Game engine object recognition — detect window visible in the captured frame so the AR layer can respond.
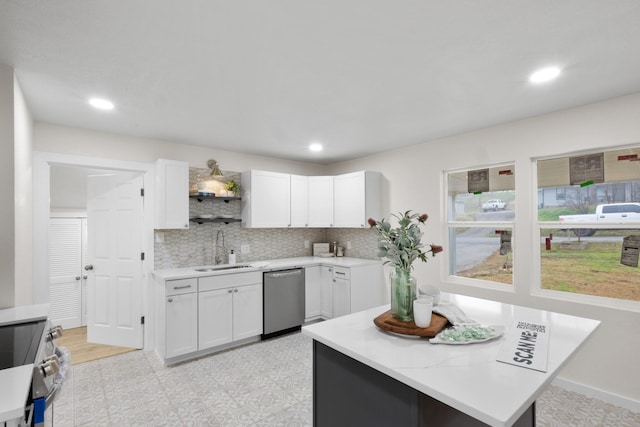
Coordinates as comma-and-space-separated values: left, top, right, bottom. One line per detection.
446, 165, 515, 286
536, 147, 640, 302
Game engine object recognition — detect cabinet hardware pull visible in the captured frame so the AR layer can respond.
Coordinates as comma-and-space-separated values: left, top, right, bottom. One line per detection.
173, 285, 192, 290
168, 298, 173, 303
336, 272, 346, 275
234, 289, 239, 293
228, 289, 233, 293
75, 276, 81, 280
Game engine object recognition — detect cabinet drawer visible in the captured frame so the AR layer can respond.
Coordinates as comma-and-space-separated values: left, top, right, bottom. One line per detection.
333, 267, 350, 280
199, 271, 262, 292
166, 278, 197, 296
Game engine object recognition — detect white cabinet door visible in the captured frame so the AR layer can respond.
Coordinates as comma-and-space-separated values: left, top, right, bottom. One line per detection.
333, 277, 351, 318
199, 288, 233, 350
155, 159, 189, 229
290, 174, 309, 227
305, 266, 322, 320
334, 171, 382, 228
308, 176, 334, 227
242, 170, 291, 227
232, 284, 263, 340
165, 292, 198, 358
320, 266, 334, 319
48, 217, 84, 330
349, 263, 385, 313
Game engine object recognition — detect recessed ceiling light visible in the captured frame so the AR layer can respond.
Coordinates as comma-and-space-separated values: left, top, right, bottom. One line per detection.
529, 67, 562, 84
309, 143, 323, 152
88, 97, 115, 110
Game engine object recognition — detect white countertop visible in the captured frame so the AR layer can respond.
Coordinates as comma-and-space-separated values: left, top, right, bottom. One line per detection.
0, 303, 49, 326
0, 365, 33, 423
153, 256, 381, 280
0, 304, 50, 423
302, 294, 600, 427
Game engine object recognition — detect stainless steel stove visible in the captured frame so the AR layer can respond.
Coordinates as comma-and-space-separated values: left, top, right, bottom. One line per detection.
0, 317, 68, 427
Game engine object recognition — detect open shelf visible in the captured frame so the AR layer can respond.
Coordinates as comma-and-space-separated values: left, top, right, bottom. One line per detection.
190, 217, 242, 225
189, 193, 241, 203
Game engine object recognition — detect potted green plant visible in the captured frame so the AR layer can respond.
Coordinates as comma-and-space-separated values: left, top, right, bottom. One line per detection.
223, 179, 240, 196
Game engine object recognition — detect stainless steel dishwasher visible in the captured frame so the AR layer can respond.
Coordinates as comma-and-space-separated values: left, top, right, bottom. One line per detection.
262, 268, 305, 339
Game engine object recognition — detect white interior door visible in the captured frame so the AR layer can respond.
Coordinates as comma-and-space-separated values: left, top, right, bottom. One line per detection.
48, 218, 83, 329
87, 173, 144, 348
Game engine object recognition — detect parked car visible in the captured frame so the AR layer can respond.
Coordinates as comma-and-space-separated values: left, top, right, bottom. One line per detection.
482, 199, 506, 212
558, 202, 640, 236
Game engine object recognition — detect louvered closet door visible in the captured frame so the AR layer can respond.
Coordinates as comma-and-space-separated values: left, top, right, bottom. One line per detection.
49, 218, 83, 329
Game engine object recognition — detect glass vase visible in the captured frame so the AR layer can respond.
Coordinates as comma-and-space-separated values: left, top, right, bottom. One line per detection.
390, 267, 416, 322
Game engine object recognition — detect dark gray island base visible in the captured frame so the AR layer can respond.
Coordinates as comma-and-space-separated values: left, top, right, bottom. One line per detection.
313, 340, 535, 427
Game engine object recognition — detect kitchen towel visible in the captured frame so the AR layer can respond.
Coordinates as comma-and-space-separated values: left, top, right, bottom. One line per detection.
432, 301, 478, 325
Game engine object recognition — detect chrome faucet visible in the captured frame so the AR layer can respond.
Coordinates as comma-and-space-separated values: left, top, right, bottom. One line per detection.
214, 229, 225, 265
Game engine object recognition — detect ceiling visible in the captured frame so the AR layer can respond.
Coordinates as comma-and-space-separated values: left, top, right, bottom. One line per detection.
2, 1, 640, 164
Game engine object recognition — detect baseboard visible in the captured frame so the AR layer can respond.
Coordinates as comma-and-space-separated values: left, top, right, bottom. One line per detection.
552, 377, 640, 413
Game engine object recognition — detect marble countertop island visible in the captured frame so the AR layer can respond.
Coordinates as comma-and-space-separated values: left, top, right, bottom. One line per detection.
302, 294, 600, 427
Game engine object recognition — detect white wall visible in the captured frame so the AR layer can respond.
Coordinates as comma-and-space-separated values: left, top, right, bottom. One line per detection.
0, 65, 15, 309
34, 123, 327, 176
13, 74, 34, 306
327, 92, 640, 403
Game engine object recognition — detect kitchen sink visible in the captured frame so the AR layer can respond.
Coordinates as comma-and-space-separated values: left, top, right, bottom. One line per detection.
194, 265, 252, 272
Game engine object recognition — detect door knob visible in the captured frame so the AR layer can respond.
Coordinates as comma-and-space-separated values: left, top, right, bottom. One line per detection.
84, 265, 94, 271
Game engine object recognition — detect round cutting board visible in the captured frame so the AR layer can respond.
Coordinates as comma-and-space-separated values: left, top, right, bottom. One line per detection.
373, 310, 449, 338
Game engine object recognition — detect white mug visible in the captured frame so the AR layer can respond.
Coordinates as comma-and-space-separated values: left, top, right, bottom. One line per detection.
413, 296, 433, 328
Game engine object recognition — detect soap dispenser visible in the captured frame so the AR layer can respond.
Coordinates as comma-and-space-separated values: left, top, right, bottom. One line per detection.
228, 249, 236, 265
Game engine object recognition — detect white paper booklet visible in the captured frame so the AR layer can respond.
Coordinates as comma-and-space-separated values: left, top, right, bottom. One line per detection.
496, 321, 550, 372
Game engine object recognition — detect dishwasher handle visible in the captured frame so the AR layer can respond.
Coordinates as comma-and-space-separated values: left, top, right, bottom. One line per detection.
266, 269, 303, 279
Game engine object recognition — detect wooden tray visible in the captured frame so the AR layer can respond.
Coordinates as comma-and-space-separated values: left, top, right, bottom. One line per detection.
373, 310, 449, 338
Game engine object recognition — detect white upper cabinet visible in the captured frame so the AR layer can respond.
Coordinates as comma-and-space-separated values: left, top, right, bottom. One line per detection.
241, 169, 381, 228
290, 175, 309, 227
308, 176, 334, 227
155, 159, 189, 229
242, 170, 291, 227
334, 171, 382, 228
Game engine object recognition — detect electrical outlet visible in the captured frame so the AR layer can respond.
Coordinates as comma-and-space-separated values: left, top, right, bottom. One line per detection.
241, 244, 250, 254
304, 240, 310, 249
347, 241, 352, 249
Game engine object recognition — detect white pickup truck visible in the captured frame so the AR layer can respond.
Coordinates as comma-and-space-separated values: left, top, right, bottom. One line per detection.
558, 203, 640, 236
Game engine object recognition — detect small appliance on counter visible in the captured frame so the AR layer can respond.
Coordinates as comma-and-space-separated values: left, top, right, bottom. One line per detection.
313, 243, 332, 257
336, 246, 345, 257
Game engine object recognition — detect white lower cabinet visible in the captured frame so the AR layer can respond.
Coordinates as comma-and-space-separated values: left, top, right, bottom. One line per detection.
157, 271, 263, 364
199, 283, 262, 350
305, 262, 384, 322
231, 284, 263, 340
165, 292, 198, 358
320, 266, 334, 319
332, 267, 351, 318
304, 266, 322, 320
198, 288, 233, 349
163, 278, 199, 359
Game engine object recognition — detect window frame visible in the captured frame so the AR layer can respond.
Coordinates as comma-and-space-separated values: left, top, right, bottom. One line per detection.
444, 163, 516, 291
532, 146, 640, 312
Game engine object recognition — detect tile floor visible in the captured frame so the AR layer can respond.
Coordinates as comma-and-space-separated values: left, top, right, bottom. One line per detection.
49, 332, 640, 426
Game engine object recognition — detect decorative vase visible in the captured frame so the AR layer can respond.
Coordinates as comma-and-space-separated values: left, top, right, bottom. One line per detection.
390, 267, 416, 322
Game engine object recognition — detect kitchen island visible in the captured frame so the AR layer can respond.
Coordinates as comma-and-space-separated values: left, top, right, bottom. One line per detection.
302, 294, 600, 427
